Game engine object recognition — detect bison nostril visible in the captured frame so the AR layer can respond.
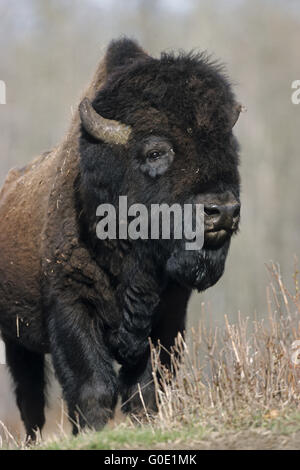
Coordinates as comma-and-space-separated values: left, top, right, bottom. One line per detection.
204, 202, 240, 230
204, 205, 220, 217
232, 204, 240, 219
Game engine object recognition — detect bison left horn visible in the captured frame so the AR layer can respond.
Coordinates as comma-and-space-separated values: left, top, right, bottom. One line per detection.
79, 97, 132, 145
231, 103, 246, 128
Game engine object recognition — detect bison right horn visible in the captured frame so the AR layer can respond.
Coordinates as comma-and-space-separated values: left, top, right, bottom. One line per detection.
231, 103, 246, 128
79, 97, 132, 145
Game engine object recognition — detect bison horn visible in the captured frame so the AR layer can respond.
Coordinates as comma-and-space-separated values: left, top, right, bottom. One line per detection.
79, 97, 132, 145
231, 103, 246, 128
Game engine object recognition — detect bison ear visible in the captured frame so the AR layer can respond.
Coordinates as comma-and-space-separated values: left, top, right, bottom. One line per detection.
105, 38, 149, 74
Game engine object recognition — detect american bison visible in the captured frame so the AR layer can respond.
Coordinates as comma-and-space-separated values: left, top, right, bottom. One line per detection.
0, 38, 241, 440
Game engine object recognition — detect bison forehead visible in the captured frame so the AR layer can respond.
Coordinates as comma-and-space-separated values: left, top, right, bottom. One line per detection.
94, 52, 236, 135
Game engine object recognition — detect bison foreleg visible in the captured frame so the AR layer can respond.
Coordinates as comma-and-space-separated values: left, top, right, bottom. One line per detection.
118, 281, 190, 415
47, 299, 118, 434
119, 356, 156, 415
113, 273, 161, 369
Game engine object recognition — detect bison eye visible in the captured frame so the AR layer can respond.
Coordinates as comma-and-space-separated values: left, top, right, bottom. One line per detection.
140, 137, 175, 178
147, 150, 163, 161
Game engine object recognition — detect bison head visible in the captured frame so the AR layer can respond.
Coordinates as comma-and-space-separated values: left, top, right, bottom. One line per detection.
79, 38, 242, 292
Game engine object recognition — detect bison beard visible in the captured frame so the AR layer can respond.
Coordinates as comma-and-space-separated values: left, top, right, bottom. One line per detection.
166, 241, 231, 293
0, 38, 241, 439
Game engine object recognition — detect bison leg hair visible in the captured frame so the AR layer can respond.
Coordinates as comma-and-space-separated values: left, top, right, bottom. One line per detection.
112, 266, 162, 369
119, 282, 190, 415
47, 299, 118, 434
3, 335, 46, 442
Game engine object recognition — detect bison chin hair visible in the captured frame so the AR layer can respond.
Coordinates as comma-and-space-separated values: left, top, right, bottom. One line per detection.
165, 239, 231, 292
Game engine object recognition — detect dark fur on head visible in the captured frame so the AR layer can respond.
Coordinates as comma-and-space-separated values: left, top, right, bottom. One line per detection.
79, 38, 240, 292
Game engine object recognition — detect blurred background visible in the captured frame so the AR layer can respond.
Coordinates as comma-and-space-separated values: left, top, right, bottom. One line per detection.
0, 0, 299, 439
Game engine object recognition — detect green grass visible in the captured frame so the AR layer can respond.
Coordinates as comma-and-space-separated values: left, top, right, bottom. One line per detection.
38, 423, 207, 450
37, 411, 300, 450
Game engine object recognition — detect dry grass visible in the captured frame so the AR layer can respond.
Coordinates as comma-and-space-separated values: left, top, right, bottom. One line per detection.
148, 261, 300, 435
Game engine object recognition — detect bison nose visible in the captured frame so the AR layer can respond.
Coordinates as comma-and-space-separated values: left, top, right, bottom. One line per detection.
204, 202, 240, 231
